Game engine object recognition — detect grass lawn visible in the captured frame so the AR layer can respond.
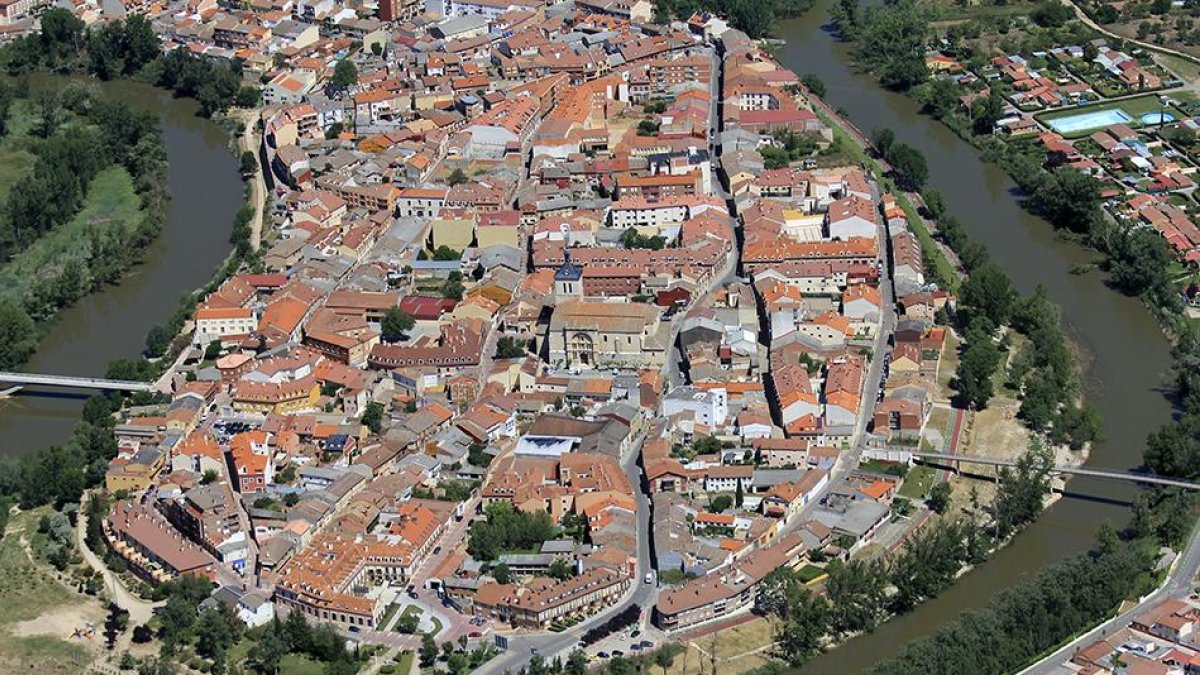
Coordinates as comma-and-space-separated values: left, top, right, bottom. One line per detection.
0, 509, 75, 625
0, 166, 142, 305
1037, 95, 1184, 138
428, 616, 443, 637
379, 602, 401, 630
1158, 53, 1200, 82
394, 650, 416, 675
0, 509, 95, 673
898, 465, 937, 500
666, 618, 775, 675
279, 654, 327, 675
860, 458, 905, 476
0, 634, 91, 674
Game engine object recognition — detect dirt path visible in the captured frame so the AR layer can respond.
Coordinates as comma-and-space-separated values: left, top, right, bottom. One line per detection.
236, 110, 266, 252
1060, 0, 1200, 85
75, 493, 162, 627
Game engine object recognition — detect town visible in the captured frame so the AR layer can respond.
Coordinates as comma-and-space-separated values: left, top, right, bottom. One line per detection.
2, 0, 1195, 672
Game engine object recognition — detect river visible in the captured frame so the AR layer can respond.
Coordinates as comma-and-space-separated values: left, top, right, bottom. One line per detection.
0, 78, 241, 456
775, 4, 1177, 672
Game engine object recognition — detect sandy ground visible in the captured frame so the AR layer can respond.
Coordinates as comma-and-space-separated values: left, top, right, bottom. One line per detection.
667, 618, 775, 675
10, 602, 106, 640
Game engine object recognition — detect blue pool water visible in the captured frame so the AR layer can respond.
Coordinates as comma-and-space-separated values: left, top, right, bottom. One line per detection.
1140, 111, 1176, 125
1046, 108, 1133, 134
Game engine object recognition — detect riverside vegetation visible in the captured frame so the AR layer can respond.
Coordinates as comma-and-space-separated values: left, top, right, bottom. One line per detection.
812, 0, 1200, 672
0, 4, 264, 643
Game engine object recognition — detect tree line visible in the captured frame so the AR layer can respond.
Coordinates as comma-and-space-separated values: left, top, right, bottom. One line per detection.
653, 0, 815, 39
0, 83, 168, 369
467, 501, 557, 561
867, 123, 1101, 450
1, 10, 260, 118
763, 442, 1054, 667
866, 526, 1156, 675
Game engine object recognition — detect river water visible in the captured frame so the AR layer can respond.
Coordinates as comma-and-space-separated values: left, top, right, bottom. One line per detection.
0, 79, 240, 456
775, 4, 1177, 672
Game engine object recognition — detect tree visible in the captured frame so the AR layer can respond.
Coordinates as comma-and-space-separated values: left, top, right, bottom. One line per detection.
361, 401, 385, 434
239, 150, 257, 176
492, 562, 512, 583
204, 339, 222, 360
992, 441, 1053, 539
1030, 168, 1102, 237
927, 481, 951, 514
332, 58, 358, 88
775, 588, 831, 666
0, 301, 36, 369
442, 278, 464, 301
735, 479, 744, 507
201, 469, 219, 484
381, 307, 415, 342
886, 143, 928, 191
420, 634, 439, 667
654, 649, 677, 674
496, 336, 526, 358
853, 0, 929, 90
396, 612, 419, 634
447, 168, 468, 186
971, 90, 1006, 135
548, 558, 574, 581
637, 119, 660, 136
802, 73, 826, 98
248, 627, 285, 674
1109, 227, 1172, 298
144, 323, 173, 357
195, 605, 240, 669
1030, 0, 1073, 26
871, 128, 896, 157
960, 261, 1016, 325
432, 245, 461, 261
825, 559, 887, 636
710, 494, 733, 513
567, 650, 589, 675
954, 330, 1001, 409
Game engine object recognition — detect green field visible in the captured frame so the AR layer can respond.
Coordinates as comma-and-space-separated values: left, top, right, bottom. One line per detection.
279, 654, 328, 675
0, 166, 142, 305
0, 509, 93, 673
898, 465, 937, 500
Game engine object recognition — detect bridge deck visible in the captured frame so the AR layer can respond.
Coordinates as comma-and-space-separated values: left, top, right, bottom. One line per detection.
913, 453, 1200, 491
0, 371, 153, 392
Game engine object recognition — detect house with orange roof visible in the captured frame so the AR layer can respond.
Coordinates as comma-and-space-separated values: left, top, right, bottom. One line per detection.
841, 283, 882, 324
258, 296, 312, 344
230, 430, 273, 494
232, 376, 319, 415
194, 306, 257, 348
170, 432, 225, 476
773, 362, 820, 433
824, 357, 864, 428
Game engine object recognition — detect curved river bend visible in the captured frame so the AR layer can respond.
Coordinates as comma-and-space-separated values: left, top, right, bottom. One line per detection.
0, 79, 241, 456
776, 4, 1175, 672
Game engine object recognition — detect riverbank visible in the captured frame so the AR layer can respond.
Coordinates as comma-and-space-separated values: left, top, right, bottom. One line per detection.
772, 4, 1176, 672
0, 76, 244, 455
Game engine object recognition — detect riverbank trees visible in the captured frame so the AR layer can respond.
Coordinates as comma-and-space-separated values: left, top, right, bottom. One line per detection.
652, 0, 815, 38
0, 10, 260, 118
866, 531, 1156, 675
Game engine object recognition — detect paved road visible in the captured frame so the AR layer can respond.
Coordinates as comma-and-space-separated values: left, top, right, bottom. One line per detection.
479, 433, 655, 674
1019, 516, 1200, 674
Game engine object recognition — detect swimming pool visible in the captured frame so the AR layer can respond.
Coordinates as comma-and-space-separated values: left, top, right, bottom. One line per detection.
1140, 111, 1176, 125
1046, 108, 1133, 134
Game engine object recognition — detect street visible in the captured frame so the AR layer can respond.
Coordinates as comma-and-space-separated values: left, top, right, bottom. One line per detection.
1019, 516, 1200, 675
